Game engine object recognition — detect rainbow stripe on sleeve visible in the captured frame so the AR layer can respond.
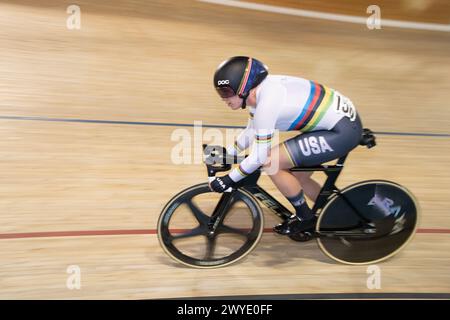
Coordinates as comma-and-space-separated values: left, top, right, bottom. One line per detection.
236, 164, 252, 177
255, 133, 273, 144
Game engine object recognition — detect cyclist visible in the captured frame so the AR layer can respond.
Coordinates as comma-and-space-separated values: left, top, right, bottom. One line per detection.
209, 56, 363, 235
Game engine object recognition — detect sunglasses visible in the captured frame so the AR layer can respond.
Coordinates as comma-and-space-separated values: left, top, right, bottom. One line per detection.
215, 86, 237, 99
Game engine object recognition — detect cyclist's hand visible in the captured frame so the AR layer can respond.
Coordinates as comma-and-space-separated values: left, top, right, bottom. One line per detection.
209, 175, 235, 193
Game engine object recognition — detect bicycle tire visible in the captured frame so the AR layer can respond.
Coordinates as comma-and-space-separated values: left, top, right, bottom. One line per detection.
157, 183, 264, 268
316, 180, 420, 265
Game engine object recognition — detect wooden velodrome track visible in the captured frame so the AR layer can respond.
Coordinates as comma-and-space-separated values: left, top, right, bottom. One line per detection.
0, 0, 449, 299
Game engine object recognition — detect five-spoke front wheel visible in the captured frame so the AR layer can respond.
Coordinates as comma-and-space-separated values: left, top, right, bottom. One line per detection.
157, 183, 264, 268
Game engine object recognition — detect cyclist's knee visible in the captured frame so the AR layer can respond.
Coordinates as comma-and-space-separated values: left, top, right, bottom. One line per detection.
263, 145, 294, 173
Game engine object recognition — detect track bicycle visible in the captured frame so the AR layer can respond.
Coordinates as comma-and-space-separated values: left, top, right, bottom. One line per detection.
157, 129, 419, 268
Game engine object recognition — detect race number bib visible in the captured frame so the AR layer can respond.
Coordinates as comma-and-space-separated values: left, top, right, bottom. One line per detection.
335, 94, 357, 121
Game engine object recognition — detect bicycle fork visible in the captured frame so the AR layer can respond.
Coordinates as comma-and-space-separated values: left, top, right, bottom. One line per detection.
207, 191, 235, 236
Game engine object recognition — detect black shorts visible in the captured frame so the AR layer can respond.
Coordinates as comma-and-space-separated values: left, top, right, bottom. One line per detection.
283, 115, 363, 167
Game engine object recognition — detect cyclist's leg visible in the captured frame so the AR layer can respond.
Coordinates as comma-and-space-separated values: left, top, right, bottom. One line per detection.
263, 146, 321, 206
267, 115, 363, 234
264, 147, 321, 201
263, 144, 303, 198
263, 143, 316, 217
266, 116, 362, 199
291, 171, 321, 202
263, 144, 316, 234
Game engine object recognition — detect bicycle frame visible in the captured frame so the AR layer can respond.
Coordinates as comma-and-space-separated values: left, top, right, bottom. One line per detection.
205, 154, 348, 230
241, 155, 347, 221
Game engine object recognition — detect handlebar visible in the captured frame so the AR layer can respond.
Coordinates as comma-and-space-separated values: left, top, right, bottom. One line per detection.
202, 144, 246, 178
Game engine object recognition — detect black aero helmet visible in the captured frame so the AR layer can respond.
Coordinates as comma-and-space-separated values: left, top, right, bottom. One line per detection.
214, 56, 268, 101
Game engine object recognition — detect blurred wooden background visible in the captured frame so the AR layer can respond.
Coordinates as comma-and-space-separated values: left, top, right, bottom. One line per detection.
0, 0, 449, 299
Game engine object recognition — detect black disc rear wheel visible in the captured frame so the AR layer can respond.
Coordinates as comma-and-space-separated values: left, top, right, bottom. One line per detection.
316, 180, 419, 265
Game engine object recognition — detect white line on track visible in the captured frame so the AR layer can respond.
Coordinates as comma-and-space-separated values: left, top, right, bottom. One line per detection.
198, 0, 450, 32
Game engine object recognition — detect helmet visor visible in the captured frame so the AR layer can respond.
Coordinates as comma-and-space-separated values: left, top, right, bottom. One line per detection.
215, 86, 236, 98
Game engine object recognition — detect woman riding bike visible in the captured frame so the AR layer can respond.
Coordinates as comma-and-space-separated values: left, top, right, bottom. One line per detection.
209, 56, 363, 235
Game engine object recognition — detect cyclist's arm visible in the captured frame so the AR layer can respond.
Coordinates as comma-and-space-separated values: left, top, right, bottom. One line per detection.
226, 116, 254, 156
229, 85, 285, 182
